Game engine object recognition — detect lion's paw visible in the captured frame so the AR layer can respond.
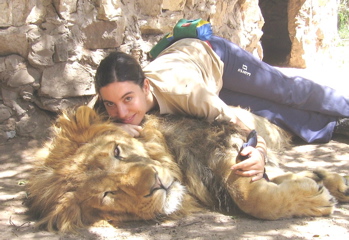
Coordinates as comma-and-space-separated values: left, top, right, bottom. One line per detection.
298, 181, 336, 217
240, 176, 336, 220
312, 169, 349, 203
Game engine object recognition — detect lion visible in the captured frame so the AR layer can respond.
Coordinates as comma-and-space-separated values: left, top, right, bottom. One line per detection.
25, 106, 349, 232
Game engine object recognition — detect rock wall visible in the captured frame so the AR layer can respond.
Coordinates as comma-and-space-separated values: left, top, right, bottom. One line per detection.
287, 0, 338, 68
0, 0, 337, 140
260, 0, 338, 68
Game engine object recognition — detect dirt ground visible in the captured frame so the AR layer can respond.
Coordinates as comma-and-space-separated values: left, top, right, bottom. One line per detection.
1, 50, 349, 239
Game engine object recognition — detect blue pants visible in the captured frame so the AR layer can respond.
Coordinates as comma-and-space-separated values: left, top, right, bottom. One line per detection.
209, 36, 349, 143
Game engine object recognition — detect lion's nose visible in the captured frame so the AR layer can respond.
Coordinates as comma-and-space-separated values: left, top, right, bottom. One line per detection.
144, 173, 166, 197
126, 165, 163, 197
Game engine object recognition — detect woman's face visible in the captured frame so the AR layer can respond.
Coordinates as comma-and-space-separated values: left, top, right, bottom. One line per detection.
99, 80, 150, 125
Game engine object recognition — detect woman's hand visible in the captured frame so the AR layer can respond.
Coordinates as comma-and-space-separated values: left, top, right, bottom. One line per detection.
115, 123, 143, 137
231, 146, 266, 182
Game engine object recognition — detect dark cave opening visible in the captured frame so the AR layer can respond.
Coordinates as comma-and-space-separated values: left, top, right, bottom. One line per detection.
259, 0, 292, 66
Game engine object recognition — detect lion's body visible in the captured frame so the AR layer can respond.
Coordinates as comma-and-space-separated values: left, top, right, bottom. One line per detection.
25, 107, 349, 232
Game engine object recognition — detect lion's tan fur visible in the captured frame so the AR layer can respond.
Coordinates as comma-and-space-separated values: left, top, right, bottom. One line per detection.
25, 106, 349, 232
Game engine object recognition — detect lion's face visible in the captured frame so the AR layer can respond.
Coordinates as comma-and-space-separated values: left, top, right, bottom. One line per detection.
73, 131, 185, 220
26, 107, 185, 232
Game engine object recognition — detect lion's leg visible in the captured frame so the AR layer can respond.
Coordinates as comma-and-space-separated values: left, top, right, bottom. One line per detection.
287, 169, 349, 203
227, 171, 336, 220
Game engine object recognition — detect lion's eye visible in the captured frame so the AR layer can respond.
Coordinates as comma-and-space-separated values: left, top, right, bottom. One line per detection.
103, 191, 117, 198
114, 144, 124, 160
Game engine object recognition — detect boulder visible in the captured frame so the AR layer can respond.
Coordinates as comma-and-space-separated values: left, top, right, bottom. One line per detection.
40, 62, 95, 99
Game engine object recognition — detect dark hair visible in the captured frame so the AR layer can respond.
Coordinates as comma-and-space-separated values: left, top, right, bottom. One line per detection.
94, 51, 145, 93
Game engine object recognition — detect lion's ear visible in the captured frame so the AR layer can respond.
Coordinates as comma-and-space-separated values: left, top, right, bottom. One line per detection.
55, 106, 102, 143
74, 106, 102, 129
59, 106, 101, 130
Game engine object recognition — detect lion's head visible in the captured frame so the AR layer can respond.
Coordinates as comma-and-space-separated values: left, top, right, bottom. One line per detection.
25, 106, 189, 232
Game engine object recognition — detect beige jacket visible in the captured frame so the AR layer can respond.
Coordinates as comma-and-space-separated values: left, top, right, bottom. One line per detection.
144, 38, 233, 122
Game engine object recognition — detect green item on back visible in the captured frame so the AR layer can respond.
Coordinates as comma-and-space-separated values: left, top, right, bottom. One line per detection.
149, 18, 213, 59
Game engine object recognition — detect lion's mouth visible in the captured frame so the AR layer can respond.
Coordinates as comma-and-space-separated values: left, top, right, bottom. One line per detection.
143, 173, 185, 215
162, 180, 185, 215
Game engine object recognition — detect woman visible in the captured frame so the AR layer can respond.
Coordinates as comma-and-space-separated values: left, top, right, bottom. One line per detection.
94, 39, 267, 182
94, 37, 349, 181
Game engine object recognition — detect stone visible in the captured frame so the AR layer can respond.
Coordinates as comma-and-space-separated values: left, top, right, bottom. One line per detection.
136, 0, 162, 16
28, 34, 55, 67
25, 1, 47, 24
40, 62, 95, 99
53, 0, 78, 20
20, 85, 36, 102
0, 117, 16, 141
163, 0, 186, 11
4, 55, 26, 71
97, 0, 122, 20
54, 41, 69, 62
37, 96, 94, 112
1, 87, 19, 109
0, 105, 12, 123
2, 55, 40, 87
15, 108, 52, 138
139, 14, 183, 35
1, 55, 26, 84
0, 26, 33, 58
0, 0, 11, 27
82, 20, 126, 49
0, 56, 4, 69
240, 0, 264, 57
7, 69, 36, 87
16, 115, 38, 138
5, 130, 16, 139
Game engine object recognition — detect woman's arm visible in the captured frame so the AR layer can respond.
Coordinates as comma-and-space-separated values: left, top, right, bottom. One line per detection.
231, 135, 267, 181
227, 112, 267, 181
